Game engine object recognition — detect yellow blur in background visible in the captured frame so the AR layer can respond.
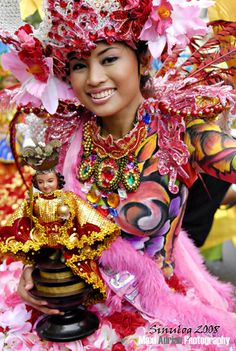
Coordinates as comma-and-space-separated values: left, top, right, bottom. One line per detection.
19, 0, 44, 20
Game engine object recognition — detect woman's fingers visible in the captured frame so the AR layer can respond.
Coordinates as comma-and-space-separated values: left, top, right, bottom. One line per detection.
17, 265, 62, 315
21, 265, 34, 290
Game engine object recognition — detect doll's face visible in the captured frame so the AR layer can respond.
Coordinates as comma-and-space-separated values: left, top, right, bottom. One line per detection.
36, 172, 59, 194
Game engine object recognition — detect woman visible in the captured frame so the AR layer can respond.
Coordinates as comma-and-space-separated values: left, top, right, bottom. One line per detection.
1, 0, 236, 350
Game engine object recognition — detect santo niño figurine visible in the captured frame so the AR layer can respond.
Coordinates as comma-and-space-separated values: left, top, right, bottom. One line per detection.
0, 140, 120, 341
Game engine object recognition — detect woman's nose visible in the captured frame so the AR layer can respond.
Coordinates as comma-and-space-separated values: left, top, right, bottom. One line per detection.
87, 64, 106, 86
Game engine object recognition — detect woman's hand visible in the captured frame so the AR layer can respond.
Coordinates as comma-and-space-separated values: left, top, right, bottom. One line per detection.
17, 265, 61, 315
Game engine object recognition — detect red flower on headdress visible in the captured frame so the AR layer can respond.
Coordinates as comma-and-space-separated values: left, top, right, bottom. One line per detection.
15, 25, 49, 82
107, 311, 146, 338
111, 0, 152, 41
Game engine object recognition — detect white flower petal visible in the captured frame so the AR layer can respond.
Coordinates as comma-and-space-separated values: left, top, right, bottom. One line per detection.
41, 77, 59, 114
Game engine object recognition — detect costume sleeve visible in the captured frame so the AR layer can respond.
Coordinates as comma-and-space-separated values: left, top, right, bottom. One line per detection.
63, 192, 120, 260
185, 118, 236, 183
0, 199, 30, 241
4, 199, 29, 225
0, 199, 34, 263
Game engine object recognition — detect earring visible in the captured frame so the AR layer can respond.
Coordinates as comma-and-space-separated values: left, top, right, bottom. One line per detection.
141, 68, 150, 76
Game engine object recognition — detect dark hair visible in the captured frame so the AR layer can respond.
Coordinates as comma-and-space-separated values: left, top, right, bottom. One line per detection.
135, 41, 151, 90
32, 170, 65, 190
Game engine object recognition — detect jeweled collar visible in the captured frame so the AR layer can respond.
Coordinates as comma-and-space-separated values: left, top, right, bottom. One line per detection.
89, 102, 152, 159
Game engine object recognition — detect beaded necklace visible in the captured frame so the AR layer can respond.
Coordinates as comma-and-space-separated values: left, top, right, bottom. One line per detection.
77, 101, 153, 216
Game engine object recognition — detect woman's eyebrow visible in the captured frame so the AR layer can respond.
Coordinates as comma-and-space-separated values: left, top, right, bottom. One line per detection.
69, 46, 119, 61
96, 46, 118, 57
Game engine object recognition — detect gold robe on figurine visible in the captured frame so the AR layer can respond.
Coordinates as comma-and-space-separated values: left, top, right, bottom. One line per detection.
0, 189, 120, 303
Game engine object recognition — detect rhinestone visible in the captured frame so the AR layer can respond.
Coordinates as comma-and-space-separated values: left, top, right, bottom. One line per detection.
118, 188, 127, 199
87, 189, 101, 203
109, 208, 118, 216
107, 193, 120, 208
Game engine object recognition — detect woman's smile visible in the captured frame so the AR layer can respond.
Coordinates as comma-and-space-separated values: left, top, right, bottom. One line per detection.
89, 88, 116, 104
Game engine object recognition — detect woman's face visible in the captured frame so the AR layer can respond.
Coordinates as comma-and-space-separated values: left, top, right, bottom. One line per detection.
69, 42, 143, 120
36, 172, 58, 194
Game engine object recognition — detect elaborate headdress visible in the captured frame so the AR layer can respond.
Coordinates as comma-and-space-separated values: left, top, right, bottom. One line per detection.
0, 0, 214, 113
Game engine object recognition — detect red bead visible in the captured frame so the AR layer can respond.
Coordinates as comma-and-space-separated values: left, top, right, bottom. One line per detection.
89, 32, 98, 41
214, 104, 222, 113
33, 108, 40, 115
203, 108, 210, 115
67, 104, 77, 112
48, 32, 54, 39
172, 108, 177, 115
128, 154, 134, 161
104, 26, 115, 37
192, 110, 198, 117
158, 101, 168, 113
24, 107, 30, 114
180, 110, 187, 117
97, 208, 109, 217
60, 1, 67, 8
100, 10, 108, 17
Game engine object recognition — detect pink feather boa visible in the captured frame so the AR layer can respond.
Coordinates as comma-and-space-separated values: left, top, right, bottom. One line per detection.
99, 233, 236, 343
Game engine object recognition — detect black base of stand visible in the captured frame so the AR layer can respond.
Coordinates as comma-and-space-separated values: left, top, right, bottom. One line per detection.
30, 250, 100, 342
36, 308, 99, 342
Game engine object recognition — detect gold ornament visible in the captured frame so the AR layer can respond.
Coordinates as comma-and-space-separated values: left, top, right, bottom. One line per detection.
57, 204, 70, 221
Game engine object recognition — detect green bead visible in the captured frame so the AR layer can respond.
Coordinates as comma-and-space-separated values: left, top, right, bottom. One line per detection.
127, 173, 135, 186
82, 165, 89, 176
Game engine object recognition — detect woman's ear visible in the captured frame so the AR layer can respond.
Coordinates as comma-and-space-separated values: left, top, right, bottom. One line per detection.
140, 51, 152, 76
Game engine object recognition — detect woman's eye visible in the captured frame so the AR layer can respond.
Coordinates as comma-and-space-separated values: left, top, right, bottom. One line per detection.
70, 62, 86, 71
103, 56, 118, 64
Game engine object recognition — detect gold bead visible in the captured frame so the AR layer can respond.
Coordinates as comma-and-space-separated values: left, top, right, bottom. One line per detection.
57, 204, 70, 220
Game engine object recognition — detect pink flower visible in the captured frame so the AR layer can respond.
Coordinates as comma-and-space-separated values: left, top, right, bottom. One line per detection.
0, 304, 32, 332
150, 0, 173, 36
2, 50, 75, 114
3, 334, 31, 351
63, 340, 84, 350
140, 0, 213, 58
83, 321, 119, 350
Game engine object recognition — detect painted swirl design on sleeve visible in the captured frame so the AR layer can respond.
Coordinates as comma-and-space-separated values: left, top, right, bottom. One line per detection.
186, 119, 236, 183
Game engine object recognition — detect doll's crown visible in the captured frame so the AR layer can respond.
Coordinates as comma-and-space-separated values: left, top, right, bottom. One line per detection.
21, 140, 61, 171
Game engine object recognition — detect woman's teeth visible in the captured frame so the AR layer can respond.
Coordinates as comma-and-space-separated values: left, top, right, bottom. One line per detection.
91, 89, 114, 99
